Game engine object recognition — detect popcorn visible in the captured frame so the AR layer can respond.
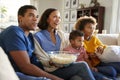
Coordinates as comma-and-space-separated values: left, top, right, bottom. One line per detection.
49, 53, 77, 64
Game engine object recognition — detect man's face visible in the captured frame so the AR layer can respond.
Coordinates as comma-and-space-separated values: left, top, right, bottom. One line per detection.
19, 9, 38, 31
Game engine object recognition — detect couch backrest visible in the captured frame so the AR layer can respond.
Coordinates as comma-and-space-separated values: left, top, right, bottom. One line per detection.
97, 34, 119, 45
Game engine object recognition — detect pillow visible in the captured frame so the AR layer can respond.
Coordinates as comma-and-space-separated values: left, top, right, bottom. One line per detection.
96, 46, 120, 63
0, 47, 19, 80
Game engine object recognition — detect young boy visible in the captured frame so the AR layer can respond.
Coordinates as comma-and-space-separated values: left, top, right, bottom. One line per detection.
63, 30, 112, 80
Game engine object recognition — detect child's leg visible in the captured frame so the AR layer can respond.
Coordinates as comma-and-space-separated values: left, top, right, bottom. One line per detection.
96, 66, 117, 80
92, 70, 106, 80
104, 62, 120, 73
92, 70, 113, 80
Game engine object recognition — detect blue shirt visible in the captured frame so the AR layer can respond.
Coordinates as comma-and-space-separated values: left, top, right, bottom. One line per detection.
34, 30, 61, 52
0, 26, 42, 71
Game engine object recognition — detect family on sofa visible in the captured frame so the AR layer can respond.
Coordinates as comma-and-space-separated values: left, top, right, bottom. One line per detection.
0, 5, 120, 80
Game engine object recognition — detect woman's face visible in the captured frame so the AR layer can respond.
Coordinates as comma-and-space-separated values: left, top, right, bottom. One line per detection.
47, 10, 61, 29
83, 23, 96, 37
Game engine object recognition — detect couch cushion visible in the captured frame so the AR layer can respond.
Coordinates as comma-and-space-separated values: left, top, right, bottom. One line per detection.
0, 47, 19, 80
96, 34, 118, 45
117, 33, 120, 46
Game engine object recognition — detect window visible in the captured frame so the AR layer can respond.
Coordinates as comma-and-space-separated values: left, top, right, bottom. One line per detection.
0, 0, 30, 28
110, 0, 120, 33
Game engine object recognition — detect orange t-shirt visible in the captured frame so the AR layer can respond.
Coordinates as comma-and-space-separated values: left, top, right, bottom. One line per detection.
84, 35, 106, 66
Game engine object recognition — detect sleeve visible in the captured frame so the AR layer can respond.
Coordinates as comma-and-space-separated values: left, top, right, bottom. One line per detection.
4, 29, 27, 52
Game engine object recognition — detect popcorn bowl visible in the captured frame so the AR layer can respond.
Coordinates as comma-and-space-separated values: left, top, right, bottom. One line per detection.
48, 51, 78, 65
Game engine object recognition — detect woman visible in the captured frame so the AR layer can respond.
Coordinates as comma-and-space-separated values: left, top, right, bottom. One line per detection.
34, 8, 95, 80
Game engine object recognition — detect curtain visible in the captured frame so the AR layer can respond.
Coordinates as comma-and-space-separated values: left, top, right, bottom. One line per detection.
110, 0, 120, 33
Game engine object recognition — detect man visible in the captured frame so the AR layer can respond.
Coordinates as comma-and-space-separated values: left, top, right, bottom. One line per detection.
0, 5, 62, 80
0, 5, 95, 80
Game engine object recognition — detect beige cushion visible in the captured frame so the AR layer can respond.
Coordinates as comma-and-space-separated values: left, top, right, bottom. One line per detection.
97, 34, 118, 45
117, 33, 120, 46
0, 47, 19, 80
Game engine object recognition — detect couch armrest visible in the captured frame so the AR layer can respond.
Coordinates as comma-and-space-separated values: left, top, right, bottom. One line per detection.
0, 47, 19, 80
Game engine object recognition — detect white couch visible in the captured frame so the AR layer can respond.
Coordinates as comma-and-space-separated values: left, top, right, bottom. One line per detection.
97, 34, 119, 46
97, 34, 120, 80
0, 47, 19, 80
0, 34, 120, 80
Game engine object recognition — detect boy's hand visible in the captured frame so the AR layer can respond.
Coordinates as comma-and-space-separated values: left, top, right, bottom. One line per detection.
96, 46, 104, 54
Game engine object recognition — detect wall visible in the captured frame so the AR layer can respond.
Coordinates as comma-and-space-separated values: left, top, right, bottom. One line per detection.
31, 0, 64, 20
78, 0, 113, 33
32, 0, 113, 33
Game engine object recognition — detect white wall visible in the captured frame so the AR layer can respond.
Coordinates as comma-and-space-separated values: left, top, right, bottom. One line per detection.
79, 0, 113, 33
33, 0, 113, 33
31, 0, 64, 19
31, 0, 64, 27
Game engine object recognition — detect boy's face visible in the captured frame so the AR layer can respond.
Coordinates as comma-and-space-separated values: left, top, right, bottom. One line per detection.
71, 36, 84, 48
83, 23, 96, 37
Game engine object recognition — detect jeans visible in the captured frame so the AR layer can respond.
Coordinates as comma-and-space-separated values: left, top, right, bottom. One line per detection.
92, 70, 106, 80
96, 62, 117, 80
101, 62, 120, 73
50, 61, 95, 80
16, 72, 51, 80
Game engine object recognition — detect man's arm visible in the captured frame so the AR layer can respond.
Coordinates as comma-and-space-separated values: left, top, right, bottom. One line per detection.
10, 51, 63, 80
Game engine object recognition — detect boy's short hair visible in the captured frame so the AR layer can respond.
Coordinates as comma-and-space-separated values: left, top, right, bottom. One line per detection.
75, 16, 97, 30
69, 30, 84, 40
